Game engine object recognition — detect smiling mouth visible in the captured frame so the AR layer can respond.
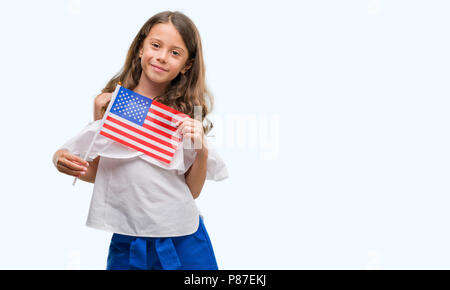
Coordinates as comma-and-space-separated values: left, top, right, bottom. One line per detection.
151, 64, 167, 72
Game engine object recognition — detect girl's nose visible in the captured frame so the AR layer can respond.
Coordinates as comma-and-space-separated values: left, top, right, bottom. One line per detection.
157, 50, 168, 63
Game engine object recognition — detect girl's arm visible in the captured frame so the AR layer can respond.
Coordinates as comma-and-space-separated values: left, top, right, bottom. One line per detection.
94, 92, 112, 121
52, 92, 111, 183
69, 92, 112, 183
177, 117, 209, 199
184, 145, 208, 199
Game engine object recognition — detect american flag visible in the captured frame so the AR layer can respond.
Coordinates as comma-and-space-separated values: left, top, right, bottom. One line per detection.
99, 86, 190, 164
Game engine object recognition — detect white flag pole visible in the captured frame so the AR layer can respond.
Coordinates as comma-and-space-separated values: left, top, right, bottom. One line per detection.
72, 83, 122, 186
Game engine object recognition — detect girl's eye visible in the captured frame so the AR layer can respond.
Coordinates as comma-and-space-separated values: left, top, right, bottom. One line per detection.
151, 43, 160, 48
172, 51, 180, 56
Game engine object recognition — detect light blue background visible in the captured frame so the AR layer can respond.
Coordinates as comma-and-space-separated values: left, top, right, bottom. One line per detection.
0, 0, 449, 269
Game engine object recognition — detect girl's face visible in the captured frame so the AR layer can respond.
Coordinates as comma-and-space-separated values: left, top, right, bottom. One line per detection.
139, 22, 192, 87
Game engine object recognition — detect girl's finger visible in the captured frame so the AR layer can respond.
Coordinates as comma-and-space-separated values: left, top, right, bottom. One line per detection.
176, 121, 187, 134
61, 159, 88, 171
185, 119, 196, 128
184, 132, 201, 141
183, 133, 193, 141
178, 125, 188, 135
57, 163, 85, 177
182, 126, 194, 134
175, 117, 192, 128
66, 153, 89, 167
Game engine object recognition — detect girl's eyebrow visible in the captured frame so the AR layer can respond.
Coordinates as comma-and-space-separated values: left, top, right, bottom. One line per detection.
149, 37, 185, 52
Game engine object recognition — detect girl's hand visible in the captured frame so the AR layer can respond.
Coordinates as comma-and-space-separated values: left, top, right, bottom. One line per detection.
175, 117, 208, 155
94, 92, 112, 121
53, 149, 89, 177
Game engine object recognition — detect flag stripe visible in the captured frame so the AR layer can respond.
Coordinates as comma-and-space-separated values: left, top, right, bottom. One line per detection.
102, 123, 175, 157
148, 111, 176, 127
149, 107, 176, 123
143, 119, 181, 139
104, 120, 176, 154
142, 121, 181, 142
100, 131, 170, 164
105, 115, 177, 150
110, 114, 180, 146
150, 105, 181, 121
145, 116, 176, 132
151, 101, 190, 118
100, 126, 173, 161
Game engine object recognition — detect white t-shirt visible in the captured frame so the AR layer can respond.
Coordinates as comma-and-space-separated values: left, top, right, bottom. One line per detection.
59, 120, 229, 237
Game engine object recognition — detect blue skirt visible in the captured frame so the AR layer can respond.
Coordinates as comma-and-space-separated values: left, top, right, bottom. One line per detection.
106, 216, 219, 270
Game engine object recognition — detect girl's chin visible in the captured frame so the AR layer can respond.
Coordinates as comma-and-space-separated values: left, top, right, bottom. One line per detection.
142, 72, 170, 85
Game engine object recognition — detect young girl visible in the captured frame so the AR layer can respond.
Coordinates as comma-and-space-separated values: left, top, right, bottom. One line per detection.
52, 11, 228, 270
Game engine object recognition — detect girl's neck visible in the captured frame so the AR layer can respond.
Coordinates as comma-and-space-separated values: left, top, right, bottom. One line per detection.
134, 74, 169, 99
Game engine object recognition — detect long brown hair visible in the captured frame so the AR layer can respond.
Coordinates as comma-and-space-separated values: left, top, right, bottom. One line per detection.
102, 11, 214, 134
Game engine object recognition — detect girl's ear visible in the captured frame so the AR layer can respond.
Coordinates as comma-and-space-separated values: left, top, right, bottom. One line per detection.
181, 59, 194, 74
